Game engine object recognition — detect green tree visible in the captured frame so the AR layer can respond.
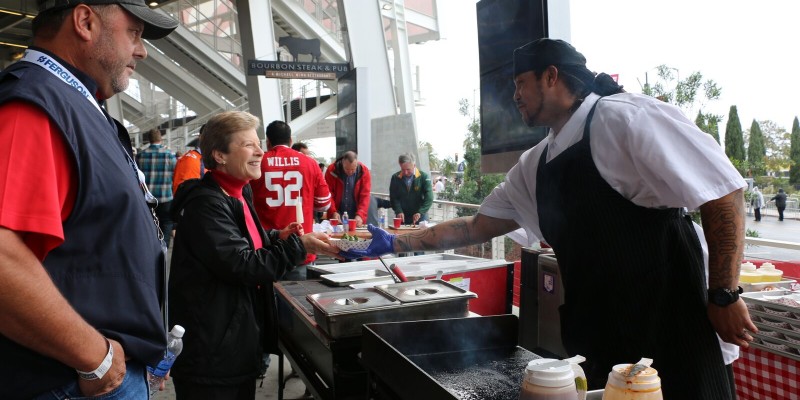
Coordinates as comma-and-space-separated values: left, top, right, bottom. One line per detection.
695, 111, 721, 143
746, 119, 766, 176
640, 65, 722, 143
454, 99, 504, 215
419, 141, 439, 172
640, 65, 721, 117
695, 111, 706, 132
758, 120, 791, 173
706, 115, 721, 144
725, 105, 746, 162
790, 117, 800, 185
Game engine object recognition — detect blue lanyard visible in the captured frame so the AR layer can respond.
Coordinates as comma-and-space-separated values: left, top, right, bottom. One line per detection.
22, 49, 158, 207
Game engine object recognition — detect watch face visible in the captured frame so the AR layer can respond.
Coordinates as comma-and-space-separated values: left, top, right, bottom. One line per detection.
709, 288, 738, 306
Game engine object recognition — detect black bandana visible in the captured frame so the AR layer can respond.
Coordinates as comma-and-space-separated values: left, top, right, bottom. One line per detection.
513, 38, 587, 77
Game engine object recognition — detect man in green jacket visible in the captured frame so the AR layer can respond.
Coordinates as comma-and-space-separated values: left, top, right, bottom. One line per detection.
389, 153, 433, 225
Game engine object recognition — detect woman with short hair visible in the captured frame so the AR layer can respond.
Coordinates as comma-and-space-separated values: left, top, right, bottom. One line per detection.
167, 111, 337, 399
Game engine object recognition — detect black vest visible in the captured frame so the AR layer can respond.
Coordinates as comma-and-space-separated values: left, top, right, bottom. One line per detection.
0, 52, 166, 398
536, 101, 732, 398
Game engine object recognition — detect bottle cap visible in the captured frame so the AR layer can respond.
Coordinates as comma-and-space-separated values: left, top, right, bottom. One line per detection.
524, 358, 575, 388
608, 363, 661, 391
171, 325, 185, 338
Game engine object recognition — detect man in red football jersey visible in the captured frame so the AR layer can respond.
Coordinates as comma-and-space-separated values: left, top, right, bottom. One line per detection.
251, 120, 332, 279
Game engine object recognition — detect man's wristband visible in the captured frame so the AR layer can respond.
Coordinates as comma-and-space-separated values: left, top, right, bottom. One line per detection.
76, 338, 113, 380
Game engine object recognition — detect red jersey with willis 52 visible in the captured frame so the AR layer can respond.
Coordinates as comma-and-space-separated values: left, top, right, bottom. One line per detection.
250, 146, 332, 264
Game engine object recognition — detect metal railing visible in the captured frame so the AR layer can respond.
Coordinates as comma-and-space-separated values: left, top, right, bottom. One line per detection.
370, 193, 800, 264
161, 0, 243, 69
286, 0, 343, 43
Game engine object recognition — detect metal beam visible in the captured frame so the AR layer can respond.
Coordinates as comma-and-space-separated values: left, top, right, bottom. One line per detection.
153, 18, 247, 101
271, 0, 347, 63
137, 41, 228, 116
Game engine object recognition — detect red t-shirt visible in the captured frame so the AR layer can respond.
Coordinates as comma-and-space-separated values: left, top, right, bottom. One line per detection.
250, 145, 331, 264
0, 101, 76, 260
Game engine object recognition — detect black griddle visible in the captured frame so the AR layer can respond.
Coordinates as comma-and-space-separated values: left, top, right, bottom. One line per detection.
361, 315, 542, 400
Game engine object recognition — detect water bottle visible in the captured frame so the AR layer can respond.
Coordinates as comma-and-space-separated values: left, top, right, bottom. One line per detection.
342, 212, 349, 230
379, 209, 386, 228
147, 325, 185, 396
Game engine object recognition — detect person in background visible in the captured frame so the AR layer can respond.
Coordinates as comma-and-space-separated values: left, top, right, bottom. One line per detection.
137, 128, 177, 248
168, 111, 338, 400
751, 186, 764, 221
250, 120, 332, 280
0, 1, 178, 398
433, 176, 445, 199
770, 188, 788, 221
291, 141, 312, 157
340, 38, 754, 398
389, 153, 433, 225
325, 151, 372, 227
173, 126, 205, 194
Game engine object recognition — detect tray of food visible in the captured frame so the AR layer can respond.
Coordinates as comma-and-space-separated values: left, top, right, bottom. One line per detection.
751, 323, 800, 344
741, 279, 797, 293
742, 290, 800, 314
388, 225, 421, 230
749, 309, 800, 329
329, 235, 372, 251
750, 336, 800, 362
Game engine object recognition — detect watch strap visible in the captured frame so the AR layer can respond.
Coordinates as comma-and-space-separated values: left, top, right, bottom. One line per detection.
708, 286, 743, 306
76, 338, 113, 380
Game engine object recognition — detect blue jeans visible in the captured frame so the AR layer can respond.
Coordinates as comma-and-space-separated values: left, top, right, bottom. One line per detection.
34, 361, 149, 400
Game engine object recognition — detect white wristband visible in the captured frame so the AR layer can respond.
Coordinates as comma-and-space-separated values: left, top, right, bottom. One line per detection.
76, 338, 113, 380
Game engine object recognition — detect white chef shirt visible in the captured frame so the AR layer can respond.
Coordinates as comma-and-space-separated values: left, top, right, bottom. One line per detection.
479, 92, 746, 245
479, 92, 745, 364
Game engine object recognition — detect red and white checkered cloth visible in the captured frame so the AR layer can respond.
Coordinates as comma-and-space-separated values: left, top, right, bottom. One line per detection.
734, 345, 800, 399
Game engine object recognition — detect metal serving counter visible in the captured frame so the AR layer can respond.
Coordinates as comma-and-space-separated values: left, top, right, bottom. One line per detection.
309, 254, 514, 316
274, 254, 514, 399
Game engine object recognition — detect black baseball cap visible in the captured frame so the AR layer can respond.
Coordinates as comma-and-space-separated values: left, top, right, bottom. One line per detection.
513, 38, 586, 77
37, 0, 179, 39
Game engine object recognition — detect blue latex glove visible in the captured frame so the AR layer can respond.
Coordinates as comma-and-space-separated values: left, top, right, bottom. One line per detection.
339, 224, 396, 259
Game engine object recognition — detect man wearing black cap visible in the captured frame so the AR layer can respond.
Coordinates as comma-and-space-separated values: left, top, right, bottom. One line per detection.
0, 1, 177, 398
341, 38, 753, 398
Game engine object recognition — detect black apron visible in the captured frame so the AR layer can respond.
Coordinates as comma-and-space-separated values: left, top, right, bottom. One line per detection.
535, 101, 734, 398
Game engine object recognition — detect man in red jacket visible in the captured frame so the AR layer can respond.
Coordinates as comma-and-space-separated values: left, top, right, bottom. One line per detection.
324, 151, 372, 227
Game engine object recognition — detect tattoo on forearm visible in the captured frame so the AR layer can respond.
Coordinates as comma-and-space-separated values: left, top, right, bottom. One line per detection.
703, 193, 744, 288
395, 217, 474, 252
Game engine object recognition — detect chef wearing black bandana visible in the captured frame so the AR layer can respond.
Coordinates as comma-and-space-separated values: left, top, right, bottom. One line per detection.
341, 38, 756, 399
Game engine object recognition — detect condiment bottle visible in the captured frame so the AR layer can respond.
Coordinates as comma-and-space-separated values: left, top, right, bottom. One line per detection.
520, 356, 586, 400
739, 262, 762, 283
757, 262, 783, 282
602, 363, 662, 400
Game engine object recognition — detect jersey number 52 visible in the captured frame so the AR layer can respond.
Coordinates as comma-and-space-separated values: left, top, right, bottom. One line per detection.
263, 171, 303, 207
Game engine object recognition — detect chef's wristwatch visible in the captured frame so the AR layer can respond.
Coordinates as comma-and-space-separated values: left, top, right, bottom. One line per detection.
708, 286, 743, 307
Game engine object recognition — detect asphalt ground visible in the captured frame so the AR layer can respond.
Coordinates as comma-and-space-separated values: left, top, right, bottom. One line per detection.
744, 208, 800, 262
153, 354, 308, 400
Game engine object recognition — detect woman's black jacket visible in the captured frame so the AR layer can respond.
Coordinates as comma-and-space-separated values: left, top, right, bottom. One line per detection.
167, 174, 306, 385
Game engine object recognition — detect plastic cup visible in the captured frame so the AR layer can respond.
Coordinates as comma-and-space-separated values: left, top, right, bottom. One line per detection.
393, 217, 402, 229
329, 219, 339, 226
348, 219, 357, 232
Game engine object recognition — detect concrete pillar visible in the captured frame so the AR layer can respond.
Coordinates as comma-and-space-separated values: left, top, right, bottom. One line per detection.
238, 0, 285, 137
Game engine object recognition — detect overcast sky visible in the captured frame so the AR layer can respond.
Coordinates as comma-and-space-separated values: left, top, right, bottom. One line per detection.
409, 0, 800, 162
312, 0, 800, 162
